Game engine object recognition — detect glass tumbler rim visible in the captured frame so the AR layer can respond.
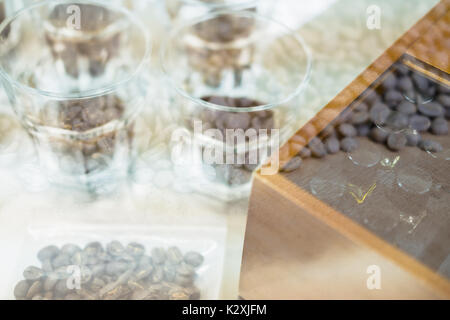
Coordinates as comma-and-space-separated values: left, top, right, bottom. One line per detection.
0, 0, 152, 100
160, 9, 312, 113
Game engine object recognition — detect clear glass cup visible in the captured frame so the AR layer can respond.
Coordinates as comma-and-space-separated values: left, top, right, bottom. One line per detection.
161, 10, 311, 200
165, 0, 273, 23
0, 0, 151, 193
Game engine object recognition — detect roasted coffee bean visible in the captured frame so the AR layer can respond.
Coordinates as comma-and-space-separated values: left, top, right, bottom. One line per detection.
14, 280, 30, 299
340, 137, 359, 153
397, 76, 414, 92
298, 147, 312, 159
412, 73, 429, 93
431, 118, 449, 135
356, 124, 371, 137
126, 243, 145, 257
426, 84, 437, 98
107, 240, 125, 257
384, 90, 403, 107
355, 102, 369, 113
436, 94, 450, 108
370, 102, 391, 125
23, 266, 44, 281
61, 244, 81, 256
169, 288, 190, 300
52, 254, 71, 268
308, 137, 327, 158
418, 102, 444, 118
26, 281, 43, 299
387, 132, 407, 151
395, 63, 410, 76
405, 131, 422, 147
370, 127, 389, 143
16, 243, 204, 300
365, 89, 381, 106
409, 115, 431, 132
385, 112, 409, 131
135, 265, 153, 281
397, 101, 416, 115
177, 263, 195, 278
84, 242, 104, 256
350, 111, 370, 125
175, 274, 194, 287
382, 73, 397, 90
184, 252, 204, 268
419, 140, 443, 153
325, 137, 340, 154
337, 123, 357, 137
37, 245, 60, 262
281, 156, 302, 173
167, 247, 183, 265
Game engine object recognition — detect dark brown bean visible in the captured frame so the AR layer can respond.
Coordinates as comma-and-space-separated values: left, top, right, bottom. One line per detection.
340, 137, 359, 152
281, 156, 302, 173
419, 140, 443, 153
325, 137, 340, 154
308, 138, 327, 158
397, 101, 416, 115
409, 115, 431, 132
387, 133, 407, 151
370, 127, 389, 143
337, 123, 357, 137
418, 102, 444, 118
370, 102, 391, 125
431, 118, 449, 135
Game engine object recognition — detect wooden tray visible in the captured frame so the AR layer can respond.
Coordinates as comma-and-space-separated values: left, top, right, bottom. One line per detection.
240, 0, 450, 299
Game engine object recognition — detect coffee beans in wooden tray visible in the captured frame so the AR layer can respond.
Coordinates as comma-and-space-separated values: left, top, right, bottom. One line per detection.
281, 61, 450, 173
14, 242, 204, 300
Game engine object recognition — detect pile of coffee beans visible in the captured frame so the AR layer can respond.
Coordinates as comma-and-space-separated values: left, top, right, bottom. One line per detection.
281, 64, 449, 173
14, 242, 203, 300
194, 13, 255, 43
198, 96, 274, 136
45, 4, 121, 77
38, 95, 133, 175
186, 12, 256, 87
193, 96, 274, 186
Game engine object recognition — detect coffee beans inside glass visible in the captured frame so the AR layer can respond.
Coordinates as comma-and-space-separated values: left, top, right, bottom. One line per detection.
0, 1, 151, 192
162, 10, 311, 198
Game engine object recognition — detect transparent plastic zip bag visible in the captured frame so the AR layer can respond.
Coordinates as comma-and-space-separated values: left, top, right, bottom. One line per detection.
9, 223, 226, 300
